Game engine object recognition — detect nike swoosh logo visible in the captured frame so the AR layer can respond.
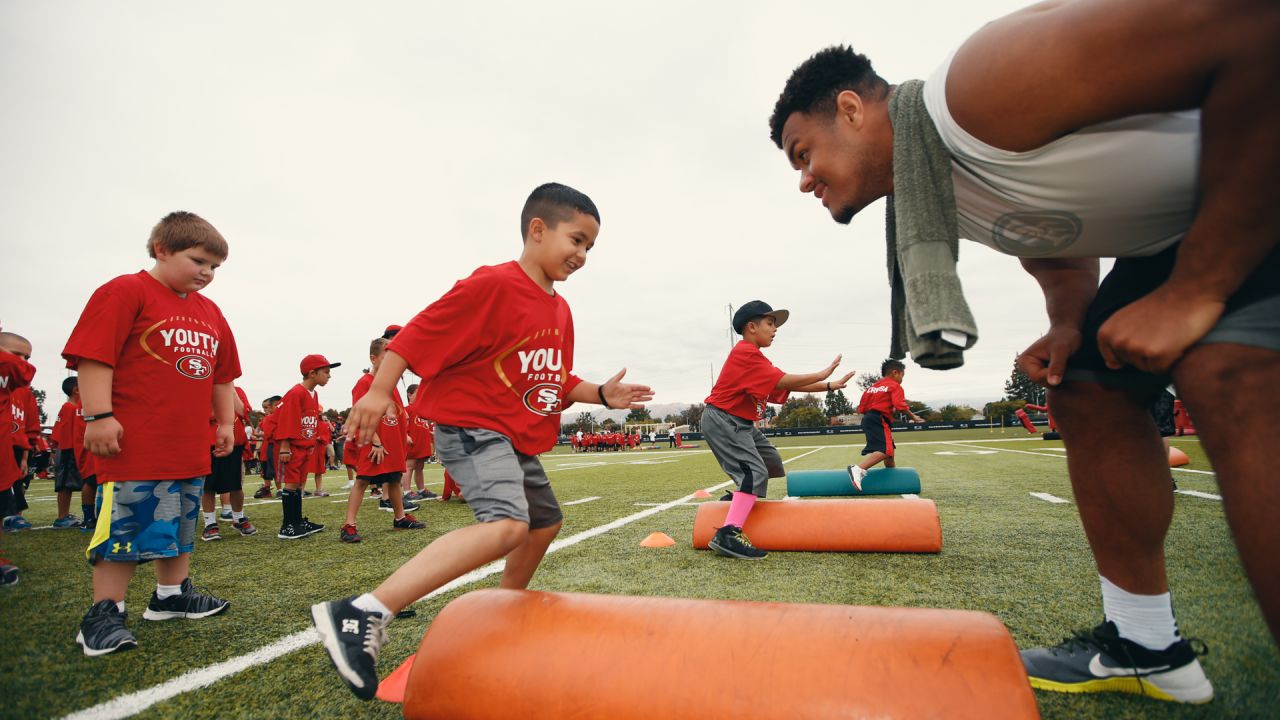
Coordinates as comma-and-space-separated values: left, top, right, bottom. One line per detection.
1087, 654, 1171, 677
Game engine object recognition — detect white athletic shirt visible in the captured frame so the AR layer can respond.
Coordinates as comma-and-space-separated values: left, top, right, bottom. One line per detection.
923, 52, 1201, 259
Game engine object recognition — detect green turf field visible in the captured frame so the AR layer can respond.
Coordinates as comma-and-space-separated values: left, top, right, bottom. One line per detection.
1, 429, 1276, 719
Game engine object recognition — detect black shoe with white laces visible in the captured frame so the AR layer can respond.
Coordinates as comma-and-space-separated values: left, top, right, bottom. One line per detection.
1021, 620, 1213, 703
143, 578, 230, 620
278, 523, 308, 540
708, 525, 767, 559
300, 517, 326, 536
77, 600, 138, 656
311, 596, 390, 700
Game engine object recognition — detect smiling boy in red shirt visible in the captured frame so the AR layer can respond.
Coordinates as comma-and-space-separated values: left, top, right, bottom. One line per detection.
63, 211, 240, 656
312, 182, 654, 700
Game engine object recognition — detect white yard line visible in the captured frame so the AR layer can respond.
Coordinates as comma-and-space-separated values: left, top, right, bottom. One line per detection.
562, 496, 601, 506
1175, 489, 1223, 500
57, 447, 825, 720
1029, 492, 1071, 504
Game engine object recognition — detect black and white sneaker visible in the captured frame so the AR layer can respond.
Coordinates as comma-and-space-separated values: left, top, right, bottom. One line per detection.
378, 499, 419, 513
300, 517, 326, 536
0, 564, 18, 588
143, 578, 230, 620
311, 597, 390, 701
708, 525, 767, 559
278, 523, 308, 540
77, 600, 138, 656
1021, 621, 1213, 703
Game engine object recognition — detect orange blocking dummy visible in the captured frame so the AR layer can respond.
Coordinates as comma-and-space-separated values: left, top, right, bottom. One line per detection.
403, 589, 1039, 720
692, 498, 942, 553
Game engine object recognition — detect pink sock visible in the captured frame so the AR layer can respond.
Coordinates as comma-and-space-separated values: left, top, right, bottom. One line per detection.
723, 491, 757, 528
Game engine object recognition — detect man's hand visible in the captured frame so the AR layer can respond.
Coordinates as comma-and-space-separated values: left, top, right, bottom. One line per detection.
213, 425, 234, 457
1017, 325, 1084, 387
85, 417, 124, 457
1097, 284, 1224, 374
600, 369, 654, 410
346, 388, 392, 445
820, 355, 843, 379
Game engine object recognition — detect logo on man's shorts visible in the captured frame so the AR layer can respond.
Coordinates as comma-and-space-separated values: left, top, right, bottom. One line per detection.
523, 383, 563, 417
992, 211, 1082, 256
176, 355, 213, 380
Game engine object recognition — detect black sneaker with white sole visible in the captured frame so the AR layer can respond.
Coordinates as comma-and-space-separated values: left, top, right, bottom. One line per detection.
0, 564, 18, 588
310, 596, 390, 701
300, 517, 326, 536
143, 578, 230, 621
708, 525, 767, 559
1021, 620, 1213, 703
278, 523, 308, 540
77, 599, 138, 656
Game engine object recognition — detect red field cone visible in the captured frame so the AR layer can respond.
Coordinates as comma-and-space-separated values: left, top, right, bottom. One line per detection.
692, 489, 712, 499
1169, 447, 1190, 467
376, 653, 417, 703
640, 532, 676, 548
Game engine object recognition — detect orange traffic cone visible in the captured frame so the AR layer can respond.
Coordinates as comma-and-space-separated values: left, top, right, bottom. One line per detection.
640, 532, 676, 548
692, 489, 712, 499
376, 653, 417, 703
1169, 447, 1189, 467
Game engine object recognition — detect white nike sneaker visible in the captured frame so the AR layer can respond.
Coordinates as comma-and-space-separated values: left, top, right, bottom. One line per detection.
847, 465, 867, 492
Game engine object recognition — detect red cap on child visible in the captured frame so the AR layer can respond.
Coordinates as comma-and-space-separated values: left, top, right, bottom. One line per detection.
300, 354, 341, 376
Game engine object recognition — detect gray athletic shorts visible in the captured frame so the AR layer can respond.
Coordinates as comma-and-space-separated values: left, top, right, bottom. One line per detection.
1066, 241, 1280, 391
433, 424, 562, 529
701, 405, 784, 497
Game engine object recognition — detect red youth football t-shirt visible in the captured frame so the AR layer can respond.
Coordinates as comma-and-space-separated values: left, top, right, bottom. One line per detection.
9, 385, 39, 450
389, 261, 584, 456
0, 352, 35, 491
351, 373, 407, 476
52, 401, 77, 449
62, 271, 241, 482
858, 377, 908, 415
274, 383, 320, 448
705, 340, 789, 422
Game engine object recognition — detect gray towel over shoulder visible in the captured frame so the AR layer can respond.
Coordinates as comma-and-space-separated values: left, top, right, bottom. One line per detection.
885, 79, 978, 370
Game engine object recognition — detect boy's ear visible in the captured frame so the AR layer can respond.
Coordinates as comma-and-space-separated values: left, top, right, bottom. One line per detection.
526, 217, 545, 244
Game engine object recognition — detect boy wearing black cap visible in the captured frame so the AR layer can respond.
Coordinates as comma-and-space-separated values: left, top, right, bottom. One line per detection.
275, 354, 339, 539
702, 301, 852, 559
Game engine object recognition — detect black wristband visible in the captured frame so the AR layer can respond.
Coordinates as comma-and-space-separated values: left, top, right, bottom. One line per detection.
597, 385, 612, 409
826, 382, 831, 391
83, 411, 114, 423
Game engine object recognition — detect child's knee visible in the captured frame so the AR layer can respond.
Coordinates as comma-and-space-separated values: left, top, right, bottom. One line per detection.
487, 518, 531, 551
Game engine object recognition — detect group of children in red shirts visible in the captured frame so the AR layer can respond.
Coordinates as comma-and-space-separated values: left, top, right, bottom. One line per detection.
3, 185, 922, 707
569, 431, 644, 452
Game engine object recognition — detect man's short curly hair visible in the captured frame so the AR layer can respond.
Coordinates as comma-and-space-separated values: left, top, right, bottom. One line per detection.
769, 46, 889, 148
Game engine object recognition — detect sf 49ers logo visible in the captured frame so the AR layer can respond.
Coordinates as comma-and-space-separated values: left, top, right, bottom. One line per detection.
522, 383, 563, 417
175, 355, 212, 380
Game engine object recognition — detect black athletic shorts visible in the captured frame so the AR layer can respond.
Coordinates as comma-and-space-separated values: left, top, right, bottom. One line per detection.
1066, 241, 1280, 392
54, 449, 86, 491
261, 443, 275, 481
860, 410, 896, 457
205, 446, 244, 494
1149, 390, 1176, 437
357, 471, 402, 486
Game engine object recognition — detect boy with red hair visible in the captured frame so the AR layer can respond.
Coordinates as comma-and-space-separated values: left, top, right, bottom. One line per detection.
63, 211, 240, 655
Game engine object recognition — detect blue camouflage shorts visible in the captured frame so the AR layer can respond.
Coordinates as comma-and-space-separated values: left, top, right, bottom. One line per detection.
86, 479, 203, 565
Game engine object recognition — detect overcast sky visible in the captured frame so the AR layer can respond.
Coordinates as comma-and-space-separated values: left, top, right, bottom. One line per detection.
2, 0, 1072, 419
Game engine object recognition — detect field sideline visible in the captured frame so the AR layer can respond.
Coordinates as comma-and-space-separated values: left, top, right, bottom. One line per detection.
1, 429, 1276, 719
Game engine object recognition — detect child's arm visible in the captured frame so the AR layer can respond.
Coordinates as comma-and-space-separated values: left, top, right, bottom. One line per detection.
347, 351, 410, 445
79, 359, 124, 456
775, 355, 843, 391
790, 370, 855, 394
565, 368, 654, 410
212, 382, 235, 457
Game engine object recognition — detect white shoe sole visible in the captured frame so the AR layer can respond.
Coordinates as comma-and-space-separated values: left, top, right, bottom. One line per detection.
143, 601, 229, 621
76, 629, 138, 656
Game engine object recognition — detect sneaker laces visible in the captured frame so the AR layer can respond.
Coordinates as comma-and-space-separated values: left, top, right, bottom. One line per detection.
731, 527, 758, 549
363, 613, 390, 660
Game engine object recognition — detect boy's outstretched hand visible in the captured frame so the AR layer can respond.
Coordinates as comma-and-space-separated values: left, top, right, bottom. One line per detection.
827, 371, 855, 389
599, 368, 654, 410
346, 388, 392, 445
821, 354, 843, 378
